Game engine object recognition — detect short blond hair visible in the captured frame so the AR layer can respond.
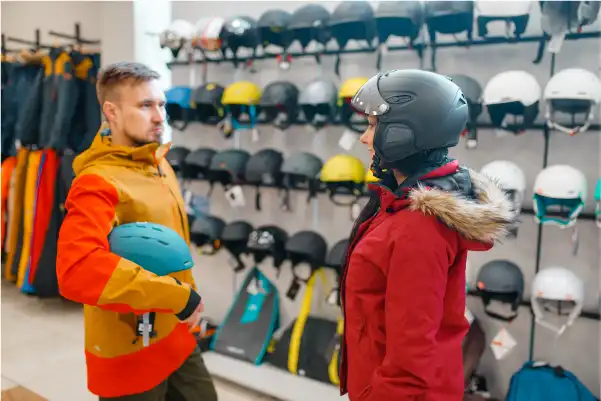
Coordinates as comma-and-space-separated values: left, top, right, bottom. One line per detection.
96, 62, 160, 105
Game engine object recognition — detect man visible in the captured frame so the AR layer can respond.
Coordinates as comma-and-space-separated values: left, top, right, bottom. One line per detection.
56, 62, 218, 401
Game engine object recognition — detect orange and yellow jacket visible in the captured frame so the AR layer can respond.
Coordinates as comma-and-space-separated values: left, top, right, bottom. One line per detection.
56, 128, 200, 398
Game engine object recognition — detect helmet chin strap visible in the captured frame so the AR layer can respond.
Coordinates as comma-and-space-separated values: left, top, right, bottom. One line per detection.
370, 155, 386, 178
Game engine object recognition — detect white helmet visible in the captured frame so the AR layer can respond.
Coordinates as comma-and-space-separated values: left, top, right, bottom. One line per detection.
193, 17, 225, 52
160, 20, 195, 57
476, 1, 533, 38
483, 70, 541, 133
531, 266, 584, 337
532, 165, 587, 228
541, 1, 600, 36
544, 68, 601, 136
480, 160, 526, 235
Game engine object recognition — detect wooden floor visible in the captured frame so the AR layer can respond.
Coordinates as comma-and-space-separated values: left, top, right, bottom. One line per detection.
1, 386, 48, 401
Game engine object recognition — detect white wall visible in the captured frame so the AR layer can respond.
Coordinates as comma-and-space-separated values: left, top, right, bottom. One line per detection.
168, 1, 601, 399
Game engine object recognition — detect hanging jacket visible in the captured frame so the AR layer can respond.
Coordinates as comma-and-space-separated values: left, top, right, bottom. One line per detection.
39, 48, 78, 150
1, 156, 18, 249
56, 127, 200, 398
339, 161, 513, 401
69, 52, 101, 152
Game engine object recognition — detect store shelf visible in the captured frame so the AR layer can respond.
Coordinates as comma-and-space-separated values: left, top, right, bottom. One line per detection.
203, 352, 348, 401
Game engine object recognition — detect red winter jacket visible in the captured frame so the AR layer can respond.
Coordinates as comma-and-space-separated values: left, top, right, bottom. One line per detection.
339, 161, 513, 401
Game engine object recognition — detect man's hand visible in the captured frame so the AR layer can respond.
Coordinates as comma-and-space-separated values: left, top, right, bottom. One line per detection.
183, 302, 204, 331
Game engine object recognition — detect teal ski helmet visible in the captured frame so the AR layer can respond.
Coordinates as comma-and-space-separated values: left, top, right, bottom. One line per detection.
595, 178, 601, 228
108, 222, 194, 276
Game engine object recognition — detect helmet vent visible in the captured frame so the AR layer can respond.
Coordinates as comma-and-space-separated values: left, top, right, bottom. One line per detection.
456, 97, 467, 108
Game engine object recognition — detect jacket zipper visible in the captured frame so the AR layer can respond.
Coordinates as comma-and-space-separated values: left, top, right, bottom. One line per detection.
155, 165, 186, 236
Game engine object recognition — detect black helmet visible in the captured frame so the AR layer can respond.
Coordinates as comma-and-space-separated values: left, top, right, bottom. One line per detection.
192, 83, 225, 125
190, 215, 225, 255
476, 260, 524, 322
246, 225, 288, 273
258, 9, 294, 63
288, 4, 331, 63
424, 1, 474, 71
165, 146, 191, 176
285, 230, 328, 299
245, 149, 285, 210
329, 1, 378, 75
221, 16, 261, 68
324, 239, 350, 305
260, 81, 300, 130
280, 152, 323, 211
350, 69, 468, 176
447, 74, 483, 149
221, 221, 254, 272
184, 148, 217, 180
476, 2, 532, 39
207, 149, 251, 194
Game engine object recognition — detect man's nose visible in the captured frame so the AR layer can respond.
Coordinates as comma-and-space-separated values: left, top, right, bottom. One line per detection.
152, 106, 165, 123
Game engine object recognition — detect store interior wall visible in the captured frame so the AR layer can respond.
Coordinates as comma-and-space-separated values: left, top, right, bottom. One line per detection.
1, 0, 599, 399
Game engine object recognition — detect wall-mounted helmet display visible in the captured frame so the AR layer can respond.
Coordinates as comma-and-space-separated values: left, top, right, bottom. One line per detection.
480, 160, 526, 236
287, 4, 331, 64
532, 164, 587, 228
280, 152, 323, 211
483, 70, 541, 135
543, 68, 601, 136
595, 178, 601, 228
192, 83, 225, 125
338, 77, 369, 133
165, 146, 191, 177
220, 16, 261, 68
299, 79, 338, 130
260, 81, 300, 130
221, 221, 254, 272
476, 260, 524, 322
257, 9, 294, 68
184, 148, 217, 180
206, 149, 251, 196
247, 225, 288, 275
375, 1, 425, 69
541, 1, 600, 37
350, 69, 468, 179
320, 154, 366, 205
424, 1, 474, 71
190, 215, 225, 255
447, 74, 483, 149
160, 19, 195, 58
328, 1, 377, 75
324, 239, 349, 306
165, 86, 194, 131
476, 1, 532, 39
193, 17, 226, 52
220, 81, 262, 137
531, 266, 585, 337
244, 149, 284, 211
285, 230, 328, 299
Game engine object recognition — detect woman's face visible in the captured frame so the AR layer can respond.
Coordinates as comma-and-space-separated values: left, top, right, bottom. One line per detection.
359, 115, 378, 160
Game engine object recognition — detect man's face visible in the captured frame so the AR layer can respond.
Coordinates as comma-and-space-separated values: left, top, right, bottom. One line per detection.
110, 80, 167, 146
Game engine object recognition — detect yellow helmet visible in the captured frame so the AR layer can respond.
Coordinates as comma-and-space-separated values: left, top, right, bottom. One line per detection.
364, 167, 380, 184
222, 81, 262, 105
337, 77, 369, 106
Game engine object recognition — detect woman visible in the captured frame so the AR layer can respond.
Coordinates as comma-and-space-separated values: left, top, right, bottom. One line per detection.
338, 69, 514, 401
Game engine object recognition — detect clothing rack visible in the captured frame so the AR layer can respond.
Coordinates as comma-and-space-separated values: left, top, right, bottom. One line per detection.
48, 23, 101, 46
6, 29, 52, 51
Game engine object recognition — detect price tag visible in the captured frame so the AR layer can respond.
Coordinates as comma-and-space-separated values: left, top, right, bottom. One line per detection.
183, 189, 194, 215
224, 185, 246, 208
571, 227, 579, 256
326, 288, 340, 306
252, 127, 260, 142
338, 129, 358, 151
351, 202, 361, 220
490, 328, 517, 360
464, 307, 475, 325
494, 128, 511, 138
548, 33, 566, 53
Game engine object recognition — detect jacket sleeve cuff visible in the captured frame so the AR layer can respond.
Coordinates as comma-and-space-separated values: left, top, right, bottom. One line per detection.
175, 287, 201, 320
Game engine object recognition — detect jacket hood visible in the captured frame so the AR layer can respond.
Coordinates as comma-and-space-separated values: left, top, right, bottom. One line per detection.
408, 168, 514, 247
72, 124, 171, 177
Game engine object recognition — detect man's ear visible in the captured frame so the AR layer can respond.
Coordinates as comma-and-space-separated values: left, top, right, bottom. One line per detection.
103, 101, 117, 122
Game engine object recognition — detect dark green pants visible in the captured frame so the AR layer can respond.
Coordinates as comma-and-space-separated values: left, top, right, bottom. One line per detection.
100, 347, 218, 401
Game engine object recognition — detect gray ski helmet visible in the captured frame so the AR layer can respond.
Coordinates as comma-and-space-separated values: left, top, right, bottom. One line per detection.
280, 152, 324, 211
165, 146, 191, 176
298, 79, 338, 128
220, 16, 260, 67
448, 74, 483, 148
351, 69, 468, 168
184, 148, 217, 180
476, 260, 524, 322
260, 81, 300, 130
325, 239, 349, 276
245, 149, 284, 211
192, 83, 225, 125
221, 221, 254, 272
208, 149, 251, 187
288, 4, 331, 51
376, 1, 424, 45
190, 215, 225, 254
285, 230, 328, 281
329, 1, 377, 50
247, 225, 289, 272
258, 9, 294, 50
425, 1, 474, 70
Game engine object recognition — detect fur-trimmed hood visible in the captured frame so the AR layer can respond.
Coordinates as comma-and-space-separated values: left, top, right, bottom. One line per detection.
407, 168, 514, 245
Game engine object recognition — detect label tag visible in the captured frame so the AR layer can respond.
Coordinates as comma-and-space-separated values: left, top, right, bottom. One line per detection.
227, 256, 240, 269
571, 226, 579, 256
490, 328, 517, 360
464, 307, 475, 325
548, 33, 566, 53
351, 202, 361, 220
338, 129, 357, 151
135, 312, 156, 337
225, 185, 246, 208
494, 128, 511, 138
286, 279, 301, 300
251, 127, 260, 142
326, 288, 340, 306
183, 189, 194, 215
